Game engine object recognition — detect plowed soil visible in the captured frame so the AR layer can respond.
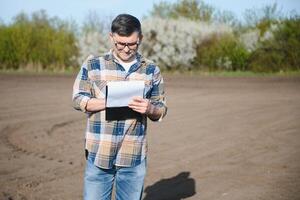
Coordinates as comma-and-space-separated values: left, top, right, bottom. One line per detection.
0, 74, 300, 200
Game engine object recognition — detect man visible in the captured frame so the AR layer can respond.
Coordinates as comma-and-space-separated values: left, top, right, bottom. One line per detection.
72, 14, 167, 200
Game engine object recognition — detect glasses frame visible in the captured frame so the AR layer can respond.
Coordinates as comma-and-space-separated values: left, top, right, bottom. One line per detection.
113, 38, 140, 51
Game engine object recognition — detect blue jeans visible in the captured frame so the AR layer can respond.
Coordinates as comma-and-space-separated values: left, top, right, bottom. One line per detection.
83, 157, 146, 200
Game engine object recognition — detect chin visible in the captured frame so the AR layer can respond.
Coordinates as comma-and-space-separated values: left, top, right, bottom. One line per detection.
115, 51, 135, 62
121, 55, 133, 61
121, 56, 130, 60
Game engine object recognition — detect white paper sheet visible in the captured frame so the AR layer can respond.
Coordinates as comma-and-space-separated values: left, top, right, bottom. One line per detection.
106, 81, 145, 107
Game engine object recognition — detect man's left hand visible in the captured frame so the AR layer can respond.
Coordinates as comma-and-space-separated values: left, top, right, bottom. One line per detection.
128, 96, 149, 114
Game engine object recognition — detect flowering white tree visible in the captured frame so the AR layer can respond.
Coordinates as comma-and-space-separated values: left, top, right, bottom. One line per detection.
141, 17, 232, 69
239, 30, 260, 52
77, 31, 110, 64
77, 11, 112, 64
77, 17, 233, 70
239, 23, 278, 52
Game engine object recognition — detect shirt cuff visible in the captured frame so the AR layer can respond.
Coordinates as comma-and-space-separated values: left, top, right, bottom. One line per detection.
80, 96, 91, 113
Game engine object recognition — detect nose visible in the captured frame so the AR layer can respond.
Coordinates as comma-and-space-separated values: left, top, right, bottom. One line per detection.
123, 45, 130, 52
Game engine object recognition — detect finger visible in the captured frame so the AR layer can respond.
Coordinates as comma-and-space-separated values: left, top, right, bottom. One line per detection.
129, 104, 145, 110
128, 100, 147, 107
130, 106, 139, 112
131, 96, 144, 102
128, 102, 140, 107
128, 104, 136, 109
129, 104, 147, 113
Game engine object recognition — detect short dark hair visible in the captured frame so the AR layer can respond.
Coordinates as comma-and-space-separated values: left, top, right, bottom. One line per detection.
111, 14, 142, 36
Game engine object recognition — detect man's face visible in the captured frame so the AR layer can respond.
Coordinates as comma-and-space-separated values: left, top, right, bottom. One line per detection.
110, 32, 142, 62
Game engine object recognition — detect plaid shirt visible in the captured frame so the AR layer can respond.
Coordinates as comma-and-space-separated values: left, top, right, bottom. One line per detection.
72, 51, 167, 169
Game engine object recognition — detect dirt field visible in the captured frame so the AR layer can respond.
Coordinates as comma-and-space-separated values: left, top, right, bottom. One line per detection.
0, 74, 300, 200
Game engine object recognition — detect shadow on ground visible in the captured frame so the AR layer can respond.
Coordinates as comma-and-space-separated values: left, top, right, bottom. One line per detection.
143, 172, 196, 200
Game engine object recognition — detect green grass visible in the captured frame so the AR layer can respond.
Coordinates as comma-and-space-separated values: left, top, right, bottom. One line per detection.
0, 67, 78, 76
1, 67, 300, 77
162, 70, 300, 77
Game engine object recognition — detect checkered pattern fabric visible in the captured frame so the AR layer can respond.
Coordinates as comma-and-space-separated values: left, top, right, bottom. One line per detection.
72, 51, 167, 169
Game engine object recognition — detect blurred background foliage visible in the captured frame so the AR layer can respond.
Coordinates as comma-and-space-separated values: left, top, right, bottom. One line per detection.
0, 0, 299, 73
0, 10, 79, 72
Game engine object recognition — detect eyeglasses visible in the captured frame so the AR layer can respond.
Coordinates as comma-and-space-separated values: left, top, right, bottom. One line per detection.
113, 39, 139, 50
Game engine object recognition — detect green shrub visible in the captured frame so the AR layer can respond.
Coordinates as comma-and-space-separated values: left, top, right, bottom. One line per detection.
194, 34, 250, 71
0, 10, 79, 71
248, 16, 300, 72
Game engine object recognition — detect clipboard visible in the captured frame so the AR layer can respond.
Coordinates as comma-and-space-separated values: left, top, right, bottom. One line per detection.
105, 81, 145, 121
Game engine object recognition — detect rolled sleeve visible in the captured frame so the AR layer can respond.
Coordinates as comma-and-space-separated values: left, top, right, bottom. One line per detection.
148, 66, 167, 122
72, 57, 92, 113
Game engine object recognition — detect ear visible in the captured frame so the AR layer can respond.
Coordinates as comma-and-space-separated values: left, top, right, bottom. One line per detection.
109, 32, 114, 43
139, 34, 143, 43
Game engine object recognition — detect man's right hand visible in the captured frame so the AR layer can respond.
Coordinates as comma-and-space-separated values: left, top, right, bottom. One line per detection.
85, 98, 106, 112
